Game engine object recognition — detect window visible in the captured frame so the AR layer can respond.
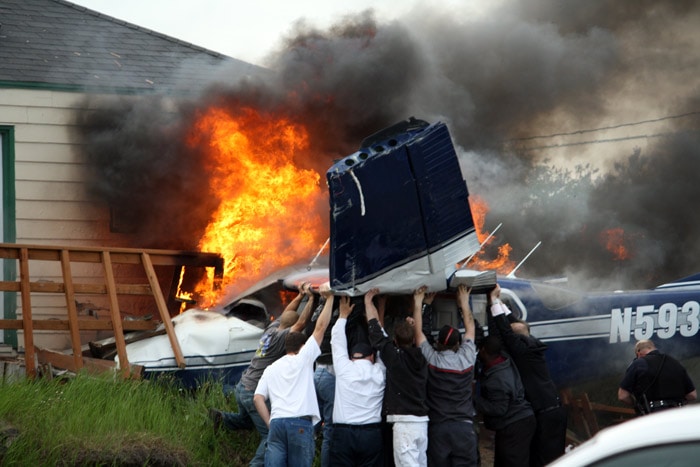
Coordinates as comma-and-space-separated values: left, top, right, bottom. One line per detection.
530, 282, 583, 310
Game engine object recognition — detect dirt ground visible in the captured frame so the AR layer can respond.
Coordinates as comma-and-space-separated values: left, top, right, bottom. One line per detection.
478, 424, 496, 466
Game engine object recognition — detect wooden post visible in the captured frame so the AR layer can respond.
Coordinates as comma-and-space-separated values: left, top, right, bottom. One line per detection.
580, 392, 601, 436
140, 252, 186, 368
60, 249, 84, 371
19, 248, 36, 378
101, 251, 130, 377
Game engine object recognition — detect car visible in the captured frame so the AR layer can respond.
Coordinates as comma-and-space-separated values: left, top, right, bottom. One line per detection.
549, 404, 700, 466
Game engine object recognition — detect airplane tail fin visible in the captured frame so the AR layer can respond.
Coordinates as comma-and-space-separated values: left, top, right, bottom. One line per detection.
327, 119, 479, 295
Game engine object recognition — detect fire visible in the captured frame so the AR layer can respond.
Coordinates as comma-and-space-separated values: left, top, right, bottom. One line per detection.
174, 267, 194, 313
186, 107, 327, 307
470, 195, 489, 244
464, 196, 516, 274
601, 227, 630, 261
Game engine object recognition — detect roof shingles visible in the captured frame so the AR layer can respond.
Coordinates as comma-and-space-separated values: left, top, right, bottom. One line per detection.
0, 0, 264, 93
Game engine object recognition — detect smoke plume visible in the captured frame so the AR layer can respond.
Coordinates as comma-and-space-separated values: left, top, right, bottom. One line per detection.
74, 0, 700, 291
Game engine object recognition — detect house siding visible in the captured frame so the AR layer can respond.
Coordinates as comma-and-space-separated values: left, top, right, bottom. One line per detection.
1, 87, 138, 350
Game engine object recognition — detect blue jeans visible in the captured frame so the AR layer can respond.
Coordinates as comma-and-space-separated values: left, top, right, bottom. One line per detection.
265, 417, 315, 467
314, 365, 336, 467
221, 381, 269, 467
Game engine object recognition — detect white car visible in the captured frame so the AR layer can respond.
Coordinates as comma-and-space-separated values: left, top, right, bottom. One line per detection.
549, 404, 700, 466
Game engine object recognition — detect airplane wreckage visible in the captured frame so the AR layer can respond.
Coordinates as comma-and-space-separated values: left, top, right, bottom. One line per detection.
94, 118, 700, 390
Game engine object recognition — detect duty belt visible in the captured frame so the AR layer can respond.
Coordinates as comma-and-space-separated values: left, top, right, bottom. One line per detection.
648, 400, 683, 411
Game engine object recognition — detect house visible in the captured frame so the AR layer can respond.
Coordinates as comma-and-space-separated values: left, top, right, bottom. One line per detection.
0, 0, 265, 352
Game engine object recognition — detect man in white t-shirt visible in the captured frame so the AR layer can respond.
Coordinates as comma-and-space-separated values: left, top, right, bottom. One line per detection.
254, 283, 334, 467
209, 283, 315, 467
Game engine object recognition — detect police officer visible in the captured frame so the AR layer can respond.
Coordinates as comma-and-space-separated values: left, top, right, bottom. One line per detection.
618, 339, 697, 415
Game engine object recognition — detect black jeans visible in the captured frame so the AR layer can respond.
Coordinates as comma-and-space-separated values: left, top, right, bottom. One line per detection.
331, 423, 384, 466
494, 415, 536, 467
530, 406, 568, 466
428, 420, 478, 466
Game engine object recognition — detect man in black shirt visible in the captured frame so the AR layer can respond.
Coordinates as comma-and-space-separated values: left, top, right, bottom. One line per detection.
367, 288, 429, 466
618, 339, 696, 415
488, 284, 567, 467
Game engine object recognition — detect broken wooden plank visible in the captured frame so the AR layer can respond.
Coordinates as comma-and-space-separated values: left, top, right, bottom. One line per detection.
141, 252, 185, 369
589, 402, 635, 416
35, 347, 143, 378
88, 329, 165, 359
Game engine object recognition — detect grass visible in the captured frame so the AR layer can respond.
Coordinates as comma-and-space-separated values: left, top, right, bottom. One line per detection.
0, 372, 259, 466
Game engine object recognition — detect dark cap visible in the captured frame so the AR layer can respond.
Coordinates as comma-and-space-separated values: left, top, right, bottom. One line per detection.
350, 342, 374, 359
438, 325, 461, 347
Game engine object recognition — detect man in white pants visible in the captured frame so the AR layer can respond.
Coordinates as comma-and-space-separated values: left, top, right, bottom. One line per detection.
366, 288, 429, 466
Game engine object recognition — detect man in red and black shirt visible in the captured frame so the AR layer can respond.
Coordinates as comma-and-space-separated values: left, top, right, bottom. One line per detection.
413, 284, 478, 466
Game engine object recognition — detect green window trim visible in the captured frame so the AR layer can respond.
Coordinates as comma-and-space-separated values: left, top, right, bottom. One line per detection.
0, 126, 17, 348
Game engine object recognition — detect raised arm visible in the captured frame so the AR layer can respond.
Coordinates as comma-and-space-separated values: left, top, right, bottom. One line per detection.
488, 283, 532, 355
422, 292, 436, 344
312, 282, 335, 345
457, 284, 475, 342
283, 281, 308, 312
364, 288, 381, 323
331, 296, 355, 370
486, 284, 503, 340
338, 295, 355, 321
376, 294, 387, 327
412, 286, 428, 345
290, 282, 315, 332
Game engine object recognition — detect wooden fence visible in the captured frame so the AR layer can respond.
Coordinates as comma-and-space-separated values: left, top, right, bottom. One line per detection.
0, 243, 224, 378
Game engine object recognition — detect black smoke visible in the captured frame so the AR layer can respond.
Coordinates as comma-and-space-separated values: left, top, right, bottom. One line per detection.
73, 0, 700, 290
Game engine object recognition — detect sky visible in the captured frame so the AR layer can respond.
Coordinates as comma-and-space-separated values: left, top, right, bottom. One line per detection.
70, 0, 484, 66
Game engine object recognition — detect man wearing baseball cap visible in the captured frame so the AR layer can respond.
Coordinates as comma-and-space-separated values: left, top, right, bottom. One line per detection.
413, 284, 478, 466
329, 296, 386, 466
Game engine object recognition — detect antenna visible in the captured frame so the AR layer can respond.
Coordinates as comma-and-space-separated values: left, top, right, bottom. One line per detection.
307, 237, 330, 270
458, 223, 502, 269
506, 241, 542, 278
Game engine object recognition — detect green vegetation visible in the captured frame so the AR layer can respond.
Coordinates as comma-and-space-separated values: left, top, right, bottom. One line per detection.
0, 372, 258, 466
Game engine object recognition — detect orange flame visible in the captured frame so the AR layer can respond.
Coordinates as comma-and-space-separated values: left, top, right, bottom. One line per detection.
464, 196, 516, 274
174, 267, 194, 313
186, 107, 327, 307
470, 195, 489, 244
601, 227, 630, 261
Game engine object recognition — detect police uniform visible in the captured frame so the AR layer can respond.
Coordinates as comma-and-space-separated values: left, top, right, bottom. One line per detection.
620, 349, 695, 414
